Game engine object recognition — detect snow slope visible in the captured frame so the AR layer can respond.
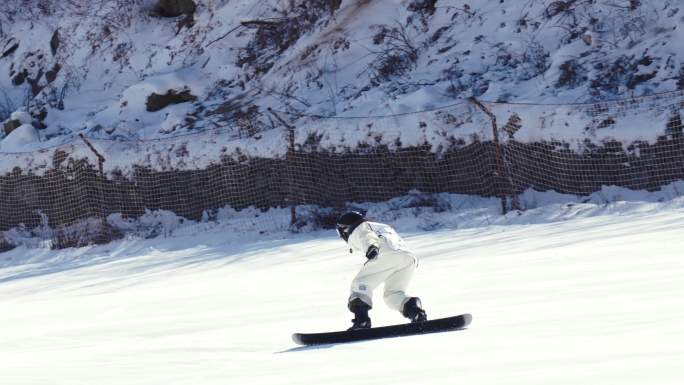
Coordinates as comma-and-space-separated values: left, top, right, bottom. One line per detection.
2, 0, 682, 149
1, 197, 683, 385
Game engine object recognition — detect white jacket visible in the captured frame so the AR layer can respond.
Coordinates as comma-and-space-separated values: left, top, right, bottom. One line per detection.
347, 221, 418, 310
347, 221, 413, 255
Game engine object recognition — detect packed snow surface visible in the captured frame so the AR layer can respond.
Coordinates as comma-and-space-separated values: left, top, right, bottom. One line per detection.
1, 198, 684, 385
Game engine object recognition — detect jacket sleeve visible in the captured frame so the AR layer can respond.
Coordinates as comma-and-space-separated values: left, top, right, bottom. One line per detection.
349, 222, 381, 254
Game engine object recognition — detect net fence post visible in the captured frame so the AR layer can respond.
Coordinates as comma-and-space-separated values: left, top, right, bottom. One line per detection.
468, 97, 521, 213
268, 108, 297, 228
77, 133, 114, 245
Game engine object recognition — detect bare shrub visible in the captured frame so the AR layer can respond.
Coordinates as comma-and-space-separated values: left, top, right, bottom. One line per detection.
51, 218, 122, 250
368, 22, 418, 84
238, 0, 341, 76
233, 105, 263, 138
406, 0, 438, 29
557, 60, 587, 89
492, 39, 550, 82
0, 233, 16, 253
290, 207, 340, 231
590, 55, 658, 98
545, 1, 574, 19
520, 41, 551, 81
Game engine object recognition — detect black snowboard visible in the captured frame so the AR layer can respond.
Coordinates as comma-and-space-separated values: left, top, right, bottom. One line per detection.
292, 313, 472, 346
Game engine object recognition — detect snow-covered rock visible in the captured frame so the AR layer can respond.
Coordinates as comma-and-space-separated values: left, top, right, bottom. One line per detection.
0, 123, 40, 152
2, 110, 32, 136
10, 110, 32, 124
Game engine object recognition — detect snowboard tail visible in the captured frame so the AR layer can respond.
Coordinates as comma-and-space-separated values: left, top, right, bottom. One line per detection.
292, 313, 472, 346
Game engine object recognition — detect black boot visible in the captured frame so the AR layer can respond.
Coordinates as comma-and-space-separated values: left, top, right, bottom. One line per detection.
402, 297, 427, 323
348, 298, 372, 330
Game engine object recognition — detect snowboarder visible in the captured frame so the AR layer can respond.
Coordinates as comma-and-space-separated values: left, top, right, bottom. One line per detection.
336, 211, 427, 330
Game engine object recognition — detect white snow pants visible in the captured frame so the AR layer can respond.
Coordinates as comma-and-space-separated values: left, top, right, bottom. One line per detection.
348, 249, 418, 311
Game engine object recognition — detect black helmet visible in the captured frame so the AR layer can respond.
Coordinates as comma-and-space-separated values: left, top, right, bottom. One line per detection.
336, 211, 365, 242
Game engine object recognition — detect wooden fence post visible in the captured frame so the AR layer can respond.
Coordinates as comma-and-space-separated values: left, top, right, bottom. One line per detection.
468, 98, 520, 213
268, 109, 297, 227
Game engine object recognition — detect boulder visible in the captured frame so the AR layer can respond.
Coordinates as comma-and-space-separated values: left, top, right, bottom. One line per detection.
3, 119, 21, 135
45, 63, 61, 83
0, 123, 40, 152
146, 89, 197, 112
157, 0, 196, 17
10, 110, 32, 124
4, 110, 32, 135
12, 69, 28, 86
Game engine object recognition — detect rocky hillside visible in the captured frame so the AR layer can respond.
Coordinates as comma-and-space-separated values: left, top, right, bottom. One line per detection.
0, 0, 682, 149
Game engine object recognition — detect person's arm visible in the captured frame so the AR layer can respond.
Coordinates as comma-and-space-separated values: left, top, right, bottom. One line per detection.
351, 223, 380, 260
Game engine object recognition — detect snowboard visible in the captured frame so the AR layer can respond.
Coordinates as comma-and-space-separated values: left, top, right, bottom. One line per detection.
292, 313, 472, 346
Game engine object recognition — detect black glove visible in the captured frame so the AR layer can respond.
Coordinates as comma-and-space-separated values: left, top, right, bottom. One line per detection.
365, 245, 379, 260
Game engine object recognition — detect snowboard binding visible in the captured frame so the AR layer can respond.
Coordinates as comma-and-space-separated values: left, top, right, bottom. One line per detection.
402, 297, 427, 323
348, 298, 372, 330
